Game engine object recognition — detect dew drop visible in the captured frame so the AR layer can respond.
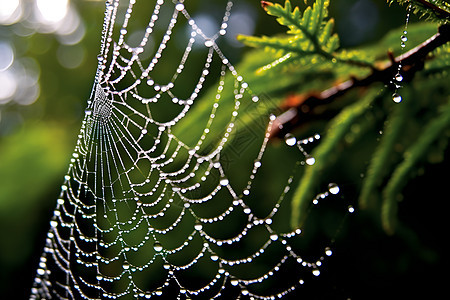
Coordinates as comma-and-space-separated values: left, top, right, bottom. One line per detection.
122, 263, 130, 270
210, 255, 219, 261
284, 133, 297, 146
392, 93, 402, 103
328, 183, 340, 195
37, 268, 46, 276
395, 73, 403, 82
305, 156, 316, 166
175, 3, 184, 11
230, 279, 239, 286
348, 205, 355, 213
270, 234, 278, 241
325, 247, 333, 256
401, 35, 408, 42
153, 242, 163, 252
220, 178, 229, 186
194, 223, 203, 231
312, 269, 320, 276
204, 40, 214, 47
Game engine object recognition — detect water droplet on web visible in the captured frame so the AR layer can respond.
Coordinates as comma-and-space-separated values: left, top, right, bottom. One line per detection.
401, 35, 408, 42
220, 178, 229, 186
204, 40, 214, 47
392, 93, 402, 103
312, 269, 320, 276
153, 242, 163, 252
210, 254, 219, 261
284, 134, 297, 146
325, 247, 333, 256
328, 183, 340, 195
194, 223, 203, 231
175, 3, 184, 11
270, 234, 278, 241
395, 73, 403, 82
230, 279, 239, 286
305, 156, 316, 166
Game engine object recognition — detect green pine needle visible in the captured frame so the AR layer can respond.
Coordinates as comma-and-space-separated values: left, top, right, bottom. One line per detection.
390, 0, 450, 23
382, 98, 450, 234
291, 88, 380, 228
237, 0, 339, 71
359, 92, 412, 210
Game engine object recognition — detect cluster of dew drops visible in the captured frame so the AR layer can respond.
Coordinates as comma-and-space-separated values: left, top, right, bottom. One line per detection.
392, 3, 412, 104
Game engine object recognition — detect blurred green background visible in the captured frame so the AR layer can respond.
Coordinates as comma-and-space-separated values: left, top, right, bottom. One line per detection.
1, 0, 448, 299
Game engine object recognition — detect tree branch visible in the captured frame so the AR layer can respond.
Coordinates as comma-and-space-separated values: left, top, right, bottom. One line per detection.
415, 0, 450, 20
269, 23, 450, 139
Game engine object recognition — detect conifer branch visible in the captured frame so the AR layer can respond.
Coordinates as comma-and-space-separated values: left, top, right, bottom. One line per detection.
269, 23, 450, 139
414, 0, 450, 20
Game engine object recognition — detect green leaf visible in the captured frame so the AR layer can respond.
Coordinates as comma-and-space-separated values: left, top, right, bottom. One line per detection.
290, 88, 380, 228
382, 98, 450, 234
390, 0, 450, 23
237, 0, 339, 71
359, 91, 412, 210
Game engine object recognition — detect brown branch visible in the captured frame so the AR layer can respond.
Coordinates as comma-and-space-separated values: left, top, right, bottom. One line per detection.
270, 23, 450, 139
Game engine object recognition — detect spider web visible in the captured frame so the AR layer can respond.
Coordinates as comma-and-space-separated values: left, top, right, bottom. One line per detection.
30, 1, 347, 299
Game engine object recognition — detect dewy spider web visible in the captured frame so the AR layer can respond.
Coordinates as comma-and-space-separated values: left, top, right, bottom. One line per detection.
30, 0, 348, 299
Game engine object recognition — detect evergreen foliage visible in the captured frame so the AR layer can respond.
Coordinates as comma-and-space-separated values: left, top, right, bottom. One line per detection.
392, 0, 450, 22
216, 0, 450, 233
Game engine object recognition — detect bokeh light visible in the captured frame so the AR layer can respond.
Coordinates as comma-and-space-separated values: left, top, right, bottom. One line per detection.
0, 41, 14, 71
0, 70, 17, 103
0, 0, 23, 25
35, 0, 69, 24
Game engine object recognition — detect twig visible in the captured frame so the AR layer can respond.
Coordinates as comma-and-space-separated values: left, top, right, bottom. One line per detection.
270, 23, 450, 139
